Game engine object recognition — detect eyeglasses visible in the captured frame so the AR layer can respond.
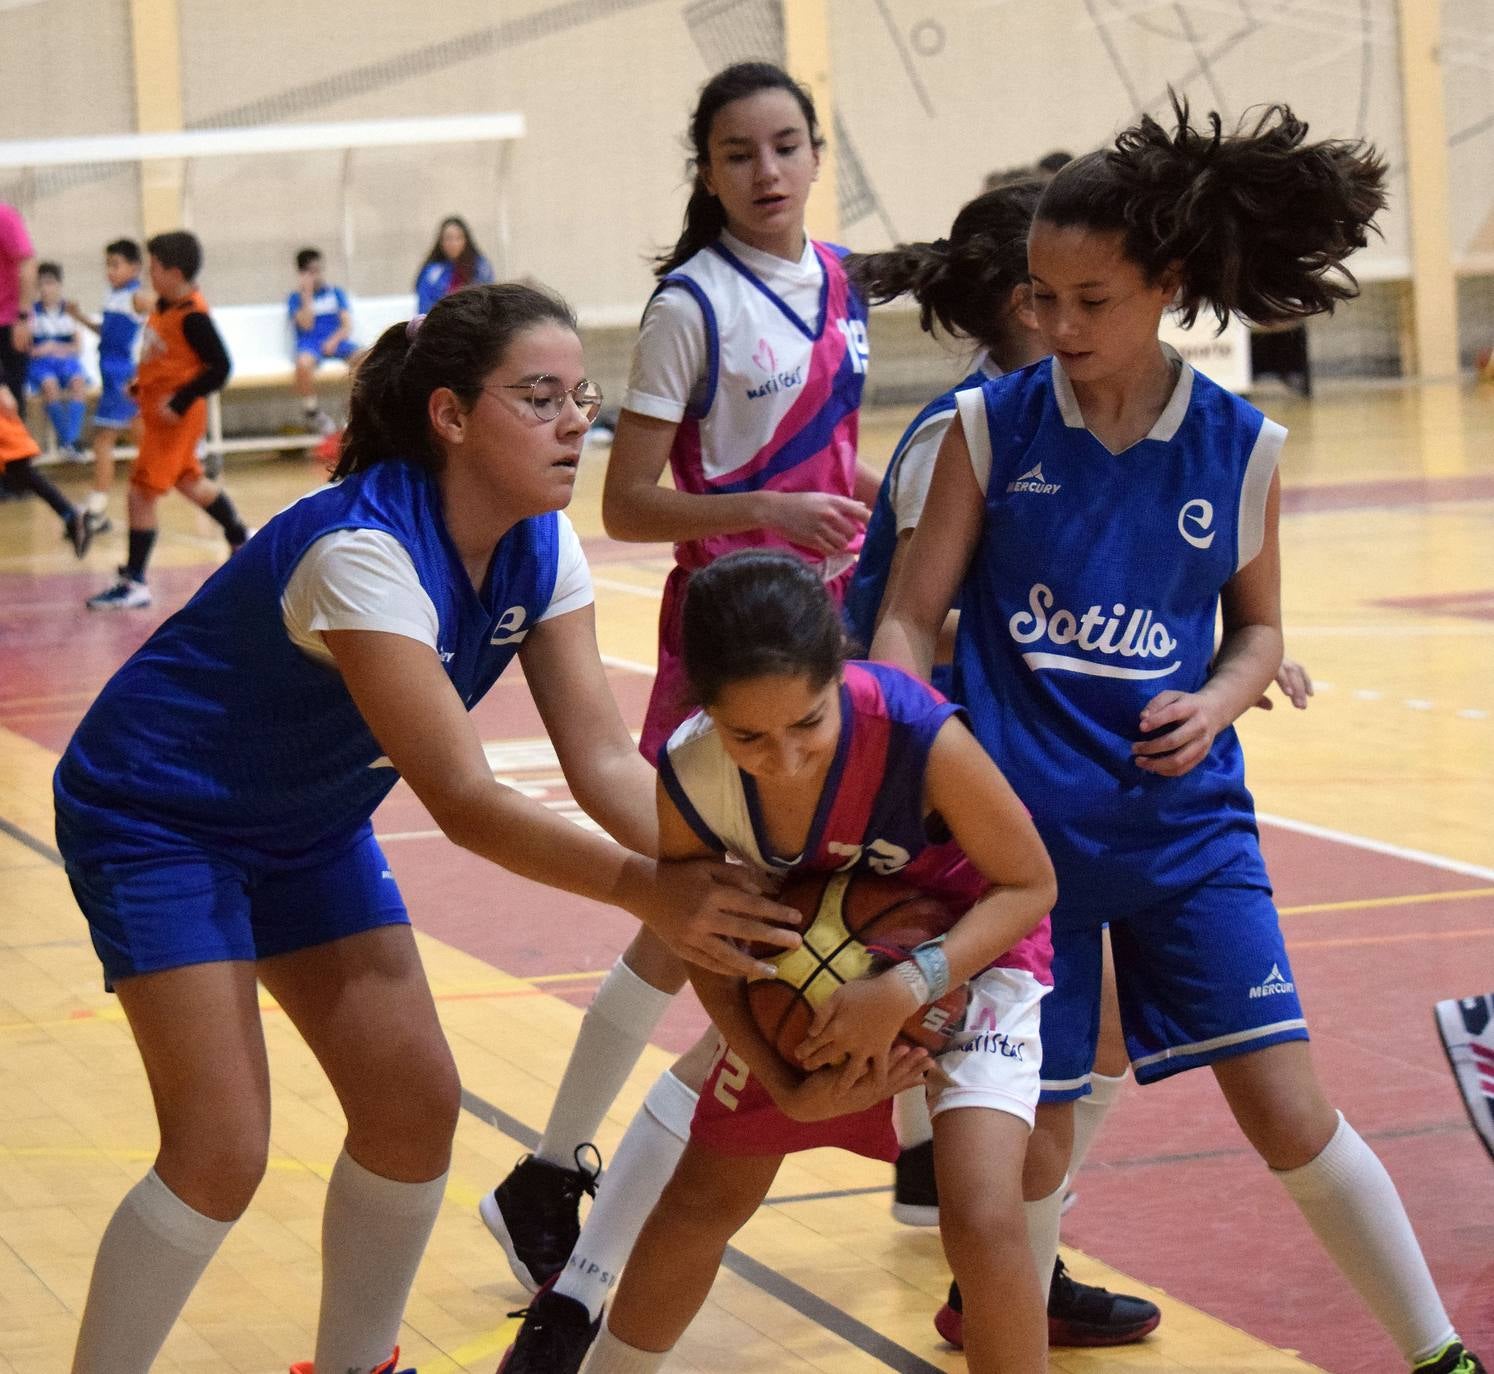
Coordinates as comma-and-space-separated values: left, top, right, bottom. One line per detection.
486, 376, 604, 423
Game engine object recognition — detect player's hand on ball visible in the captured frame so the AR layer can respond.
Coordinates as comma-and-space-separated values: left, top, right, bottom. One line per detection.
784, 1046, 930, 1122
796, 976, 915, 1074
1132, 689, 1222, 777
645, 858, 801, 978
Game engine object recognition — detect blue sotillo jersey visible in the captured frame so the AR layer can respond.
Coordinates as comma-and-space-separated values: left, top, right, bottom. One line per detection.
953, 354, 1284, 907
55, 461, 558, 862
843, 361, 997, 680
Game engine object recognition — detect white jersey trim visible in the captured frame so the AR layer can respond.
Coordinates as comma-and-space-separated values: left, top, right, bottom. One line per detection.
1051, 344, 1194, 448
1237, 416, 1285, 571
956, 386, 996, 495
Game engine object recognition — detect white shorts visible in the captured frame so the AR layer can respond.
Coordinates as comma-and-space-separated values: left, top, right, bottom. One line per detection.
927, 966, 1048, 1127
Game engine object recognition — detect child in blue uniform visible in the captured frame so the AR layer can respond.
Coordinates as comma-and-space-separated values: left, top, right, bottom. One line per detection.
53, 283, 798, 1374
28, 260, 87, 456
289, 246, 360, 434
68, 238, 151, 536
874, 98, 1483, 1374
574, 551, 1056, 1374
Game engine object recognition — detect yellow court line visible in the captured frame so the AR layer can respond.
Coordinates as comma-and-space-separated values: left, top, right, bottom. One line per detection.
1278, 885, 1494, 917
1293, 927, 1493, 951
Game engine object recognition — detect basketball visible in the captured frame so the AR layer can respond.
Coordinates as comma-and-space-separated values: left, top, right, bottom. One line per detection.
745, 870, 970, 1070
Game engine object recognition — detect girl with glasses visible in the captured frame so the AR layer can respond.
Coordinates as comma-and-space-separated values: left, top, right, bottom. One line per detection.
54, 283, 798, 1374
482, 59, 881, 1323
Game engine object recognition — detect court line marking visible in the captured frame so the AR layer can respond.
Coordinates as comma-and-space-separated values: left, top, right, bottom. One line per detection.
0, 799, 945, 1373
1279, 886, 1494, 917
1257, 812, 1494, 882
457, 1087, 945, 1374
592, 574, 667, 598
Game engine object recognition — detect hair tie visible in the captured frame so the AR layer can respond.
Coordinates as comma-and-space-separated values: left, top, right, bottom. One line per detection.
405, 314, 426, 341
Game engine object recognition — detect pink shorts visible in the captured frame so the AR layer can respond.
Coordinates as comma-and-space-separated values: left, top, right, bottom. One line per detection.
691, 1036, 899, 1163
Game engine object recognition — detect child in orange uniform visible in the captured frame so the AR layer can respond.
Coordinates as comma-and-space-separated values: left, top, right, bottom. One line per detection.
0, 380, 90, 555
87, 230, 247, 610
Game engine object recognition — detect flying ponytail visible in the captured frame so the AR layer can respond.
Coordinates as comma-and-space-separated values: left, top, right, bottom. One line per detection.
1038, 93, 1387, 330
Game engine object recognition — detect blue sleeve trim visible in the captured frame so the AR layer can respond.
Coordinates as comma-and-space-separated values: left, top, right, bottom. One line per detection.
656, 276, 720, 419
657, 747, 728, 855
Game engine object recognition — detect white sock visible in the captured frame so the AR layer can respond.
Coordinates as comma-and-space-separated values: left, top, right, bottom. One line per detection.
85, 489, 108, 516
1274, 1112, 1454, 1362
578, 1323, 670, 1374
556, 1069, 697, 1319
1024, 1178, 1067, 1300
313, 1150, 447, 1374
893, 1086, 934, 1149
1069, 1069, 1127, 1177
538, 957, 676, 1168
72, 1169, 233, 1374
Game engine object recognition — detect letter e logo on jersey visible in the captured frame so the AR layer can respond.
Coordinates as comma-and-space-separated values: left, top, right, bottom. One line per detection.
1178, 498, 1216, 549
490, 606, 529, 646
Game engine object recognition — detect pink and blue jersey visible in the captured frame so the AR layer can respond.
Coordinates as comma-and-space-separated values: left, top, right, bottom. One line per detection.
659, 660, 1051, 984
639, 239, 870, 760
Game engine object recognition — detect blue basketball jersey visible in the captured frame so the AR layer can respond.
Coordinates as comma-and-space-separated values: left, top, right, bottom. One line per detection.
288, 284, 351, 352
843, 359, 997, 668
953, 355, 1284, 907
55, 461, 559, 862
99, 280, 144, 371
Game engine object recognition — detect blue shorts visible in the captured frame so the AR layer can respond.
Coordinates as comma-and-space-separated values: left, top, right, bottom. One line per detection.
28, 355, 84, 390
94, 360, 138, 428
1039, 847, 1308, 1101
64, 825, 410, 989
295, 337, 359, 365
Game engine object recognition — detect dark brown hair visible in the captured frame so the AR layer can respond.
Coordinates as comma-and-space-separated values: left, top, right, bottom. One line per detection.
1037, 94, 1387, 329
334, 282, 577, 478
655, 62, 824, 278
847, 179, 1044, 355
682, 550, 848, 707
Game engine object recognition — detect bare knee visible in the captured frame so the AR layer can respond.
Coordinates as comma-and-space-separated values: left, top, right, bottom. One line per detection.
156, 1124, 269, 1221
1023, 1103, 1073, 1199
623, 926, 689, 994
347, 1046, 461, 1178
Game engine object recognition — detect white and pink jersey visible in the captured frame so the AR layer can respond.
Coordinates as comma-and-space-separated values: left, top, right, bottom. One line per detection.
643, 235, 869, 574
628, 233, 871, 761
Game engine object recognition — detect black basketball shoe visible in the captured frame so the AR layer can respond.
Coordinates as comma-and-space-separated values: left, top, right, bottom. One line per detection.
935, 1257, 1162, 1349
498, 1280, 602, 1374
480, 1146, 601, 1292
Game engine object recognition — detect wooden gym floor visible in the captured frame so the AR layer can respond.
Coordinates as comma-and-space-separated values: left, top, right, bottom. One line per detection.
1, 377, 1491, 1372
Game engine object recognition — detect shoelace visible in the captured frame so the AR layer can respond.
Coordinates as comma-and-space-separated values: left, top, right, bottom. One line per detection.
559, 1142, 602, 1202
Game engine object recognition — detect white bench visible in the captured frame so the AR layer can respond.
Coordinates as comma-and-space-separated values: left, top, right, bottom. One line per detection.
30, 293, 416, 462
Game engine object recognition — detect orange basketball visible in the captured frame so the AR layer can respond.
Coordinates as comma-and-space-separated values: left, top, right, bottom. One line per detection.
745, 870, 970, 1071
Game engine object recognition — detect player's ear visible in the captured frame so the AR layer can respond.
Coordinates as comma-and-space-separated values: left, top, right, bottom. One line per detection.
427, 386, 467, 445
1010, 283, 1036, 332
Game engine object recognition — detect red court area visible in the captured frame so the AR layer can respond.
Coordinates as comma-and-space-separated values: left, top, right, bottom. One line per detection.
4, 555, 1492, 1374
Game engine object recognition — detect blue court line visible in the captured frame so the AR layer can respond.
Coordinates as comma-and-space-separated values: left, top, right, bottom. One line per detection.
1, 799, 944, 1374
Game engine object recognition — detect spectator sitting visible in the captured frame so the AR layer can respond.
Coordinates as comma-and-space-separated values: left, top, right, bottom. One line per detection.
414, 216, 495, 315
29, 261, 88, 458
289, 247, 360, 435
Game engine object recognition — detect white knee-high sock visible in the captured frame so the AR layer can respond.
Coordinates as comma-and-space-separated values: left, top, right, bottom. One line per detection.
538, 957, 676, 1168
313, 1150, 447, 1374
893, 1086, 934, 1149
1024, 1179, 1067, 1300
578, 1323, 670, 1373
72, 1169, 234, 1374
556, 1069, 697, 1319
1274, 1112, 1454, 1363
1069, 1069, 1128, 1178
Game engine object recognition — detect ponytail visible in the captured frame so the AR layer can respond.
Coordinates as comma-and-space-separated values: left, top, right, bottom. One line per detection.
654, 61, 824, 278
848, 178, 1043, 355
335, 282, 577, 479
1038, 93, 1387, 329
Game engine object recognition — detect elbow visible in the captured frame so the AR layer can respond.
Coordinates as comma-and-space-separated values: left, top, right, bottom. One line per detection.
601, 487, 642, 542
